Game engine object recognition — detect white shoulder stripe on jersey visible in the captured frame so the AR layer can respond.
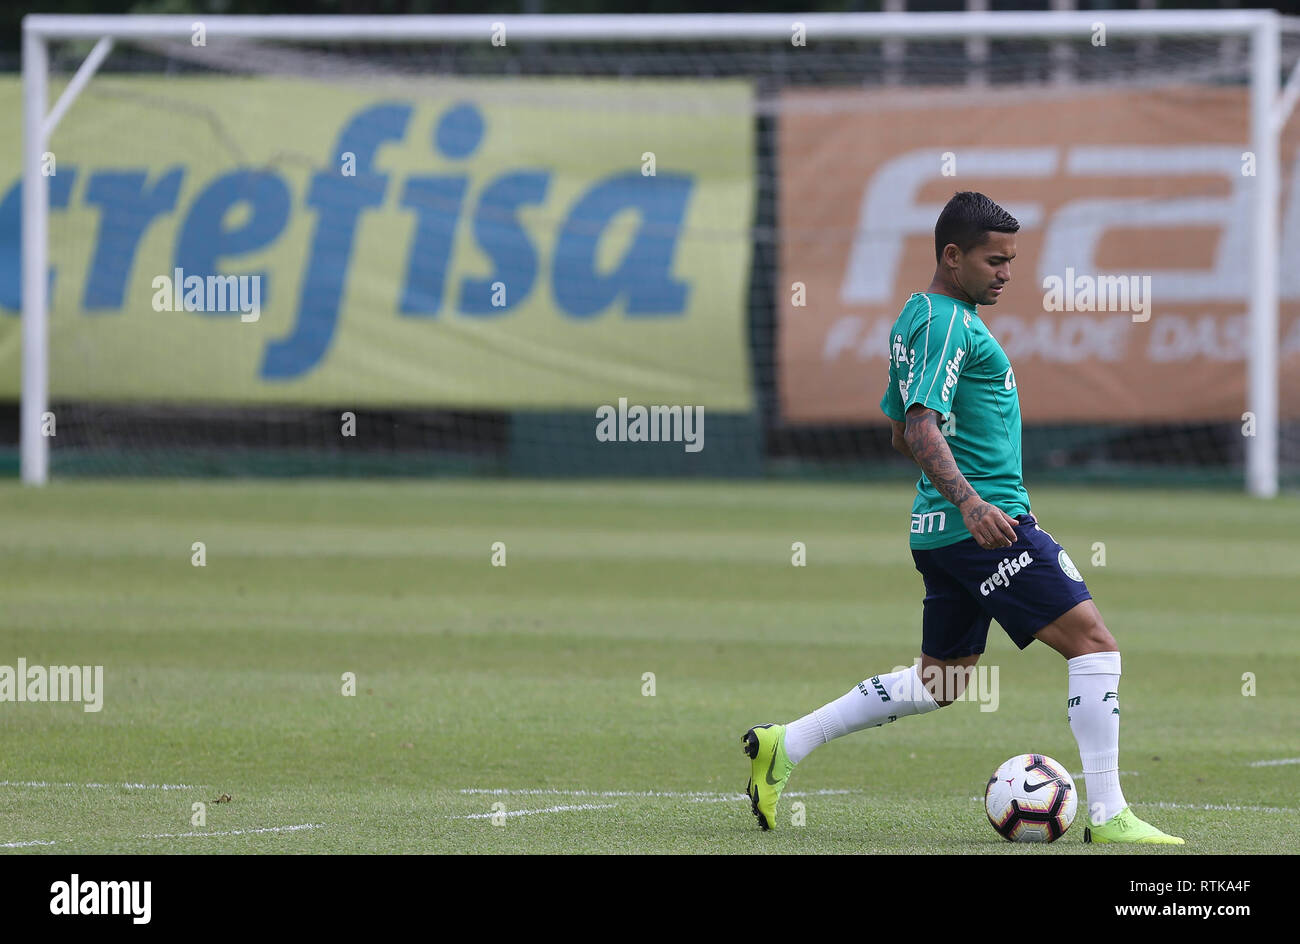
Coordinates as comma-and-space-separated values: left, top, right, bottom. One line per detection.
915, 293, 934, 405
921, 302, 960, 406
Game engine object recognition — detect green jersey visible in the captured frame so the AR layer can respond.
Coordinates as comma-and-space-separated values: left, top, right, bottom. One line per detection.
880, 292, 1030, 549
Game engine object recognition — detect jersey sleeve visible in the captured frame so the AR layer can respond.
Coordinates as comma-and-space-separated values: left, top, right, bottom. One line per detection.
880, 356, 904, 422
901, 303, 972, 418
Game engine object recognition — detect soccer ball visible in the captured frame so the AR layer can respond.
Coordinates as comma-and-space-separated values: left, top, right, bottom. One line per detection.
984, 753, 1077, 842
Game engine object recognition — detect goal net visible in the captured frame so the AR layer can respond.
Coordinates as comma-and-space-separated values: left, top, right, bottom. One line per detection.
9, 14, 1300, 490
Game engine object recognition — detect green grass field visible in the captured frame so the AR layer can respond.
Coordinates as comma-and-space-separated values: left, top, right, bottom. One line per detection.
0, 480, 1297, 854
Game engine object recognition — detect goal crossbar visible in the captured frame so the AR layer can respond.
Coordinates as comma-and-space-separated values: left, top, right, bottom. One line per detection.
22, 11, 1280, 42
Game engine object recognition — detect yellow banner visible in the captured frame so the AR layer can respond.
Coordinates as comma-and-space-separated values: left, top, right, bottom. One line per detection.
0, 77, 755, 409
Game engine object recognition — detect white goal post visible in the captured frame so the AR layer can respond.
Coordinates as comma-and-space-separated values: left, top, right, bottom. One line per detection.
19, 10, 1300, 493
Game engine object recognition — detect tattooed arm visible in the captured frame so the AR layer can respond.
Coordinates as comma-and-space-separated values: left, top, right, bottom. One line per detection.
903, 404, 1019, 549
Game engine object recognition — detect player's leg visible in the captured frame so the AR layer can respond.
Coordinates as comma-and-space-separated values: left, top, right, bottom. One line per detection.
978, 518, 1180, 844
918, 651, 982, 706
1033, 599, 1182, 843
1032, 598, 1115, 658
741, 659, 947, 830
778, 552, 990, 763
741, 548, 988, 831
931, 514, 1118, 826
1033, 601, 1125, 826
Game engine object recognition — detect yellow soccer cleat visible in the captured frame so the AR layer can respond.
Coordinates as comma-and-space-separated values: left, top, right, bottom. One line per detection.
1084, 806, 1185, 845
741, 723, 794, 831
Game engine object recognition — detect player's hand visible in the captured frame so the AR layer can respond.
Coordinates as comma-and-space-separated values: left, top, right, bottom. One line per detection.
959, 498, 1020, 550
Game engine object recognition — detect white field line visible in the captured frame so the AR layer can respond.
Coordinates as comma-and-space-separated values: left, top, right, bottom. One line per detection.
0, 781, 200, 790
459, 788, 858, 799
0, 824, 324, 849
1247, 757, 1300, 767
462, 788, 738, 798
458, 803, 618, 820
141, 824, 324, 839
453, 788, 861, 819
969, 797, 1298, 815
1146, 801, 1297, 814
688, 789, 856, 804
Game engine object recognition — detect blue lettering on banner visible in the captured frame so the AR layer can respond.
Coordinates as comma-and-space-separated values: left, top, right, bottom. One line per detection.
0, 100, 697, 381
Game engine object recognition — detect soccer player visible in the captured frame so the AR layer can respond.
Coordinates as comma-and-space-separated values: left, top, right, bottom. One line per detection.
743, 191, 1182, 844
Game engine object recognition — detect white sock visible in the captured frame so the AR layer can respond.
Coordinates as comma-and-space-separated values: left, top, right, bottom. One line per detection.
1067, 651, 1126, 825
784, 666, 941, 765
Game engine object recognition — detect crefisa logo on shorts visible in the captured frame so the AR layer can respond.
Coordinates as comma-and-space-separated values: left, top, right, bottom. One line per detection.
979, 551, 1034, 596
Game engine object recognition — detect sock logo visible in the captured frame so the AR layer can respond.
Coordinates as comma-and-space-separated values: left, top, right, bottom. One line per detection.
1104, 691, 1120, 714
857, 676, 891, 702
979, 551, 1033, 596
1067, 696, 1081, 707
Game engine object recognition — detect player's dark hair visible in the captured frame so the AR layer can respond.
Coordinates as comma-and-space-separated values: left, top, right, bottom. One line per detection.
934, 192, 1020, 263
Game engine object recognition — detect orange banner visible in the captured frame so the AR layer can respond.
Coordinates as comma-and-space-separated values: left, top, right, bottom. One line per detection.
777, 86, 1300, 423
